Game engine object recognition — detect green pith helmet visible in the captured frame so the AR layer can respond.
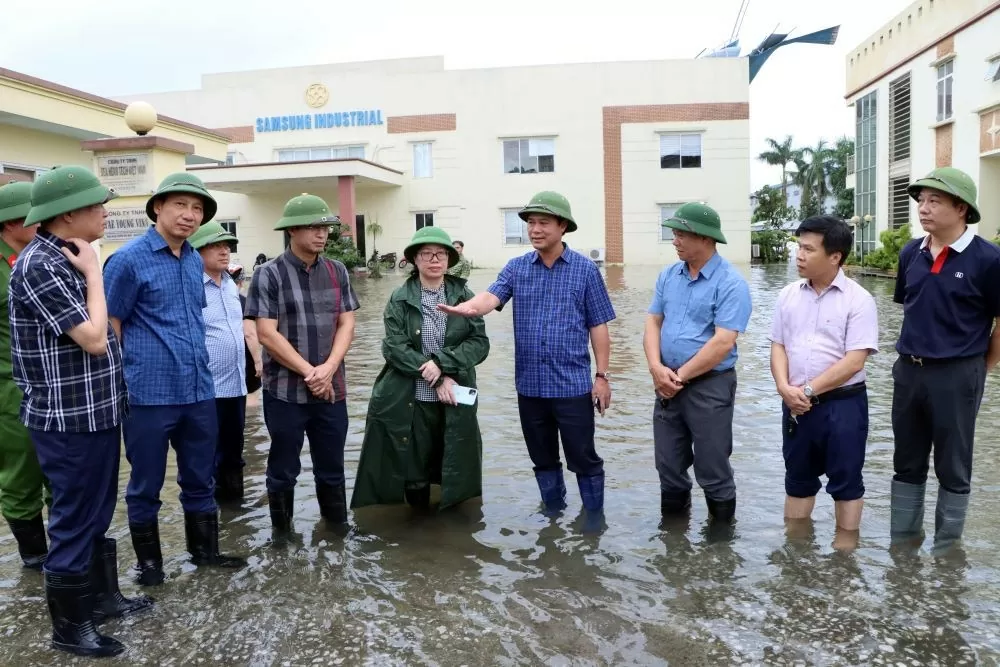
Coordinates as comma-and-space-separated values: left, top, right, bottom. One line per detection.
188, 220, 238, 250
0, 181, 33, 224
662, 202, 727, 244
146, 172, 218, 224
404, 226, 459, 268
24, 166, 118, 227
274, 193, 340, 230
907, 167, 981, 224
518, 191, 577, 233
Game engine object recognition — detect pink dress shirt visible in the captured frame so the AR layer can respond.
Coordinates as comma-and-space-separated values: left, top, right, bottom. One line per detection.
769, 269, 880, 388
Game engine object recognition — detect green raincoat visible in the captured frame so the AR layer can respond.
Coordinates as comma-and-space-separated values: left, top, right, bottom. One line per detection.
351, 275, 489, 510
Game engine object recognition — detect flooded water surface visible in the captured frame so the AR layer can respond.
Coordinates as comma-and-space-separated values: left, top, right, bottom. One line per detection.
2, 263, 1000, 666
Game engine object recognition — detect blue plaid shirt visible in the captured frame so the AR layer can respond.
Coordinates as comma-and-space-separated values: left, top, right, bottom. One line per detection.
104, 227, 213, 406
488, 244, 615, 398
8, 232, 127, 432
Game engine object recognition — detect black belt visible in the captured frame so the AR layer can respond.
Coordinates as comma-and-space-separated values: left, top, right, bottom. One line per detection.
683, 368, 734, 387
811, 382, 866, 405
899, 354, 981, 367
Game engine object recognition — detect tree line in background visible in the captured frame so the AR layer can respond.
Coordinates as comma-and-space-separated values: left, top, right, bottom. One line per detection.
751, 135, 855, 264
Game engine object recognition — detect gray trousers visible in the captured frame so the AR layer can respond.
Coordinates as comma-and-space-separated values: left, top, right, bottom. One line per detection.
891, 354, 986, 494
653, 369, 738, 502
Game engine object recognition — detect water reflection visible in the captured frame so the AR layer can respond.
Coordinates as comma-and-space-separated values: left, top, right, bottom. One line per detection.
2, 263, 1000, 665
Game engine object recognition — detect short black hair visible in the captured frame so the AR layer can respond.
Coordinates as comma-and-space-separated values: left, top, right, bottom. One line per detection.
453, 240, 464, 248
795, 215, 853, 266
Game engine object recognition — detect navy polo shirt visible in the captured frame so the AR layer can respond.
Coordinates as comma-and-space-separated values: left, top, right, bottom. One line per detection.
894, 227, 1000, 359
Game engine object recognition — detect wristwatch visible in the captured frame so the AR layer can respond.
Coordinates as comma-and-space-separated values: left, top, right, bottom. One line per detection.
803, 385, 814, 398
595, 371, 611, 382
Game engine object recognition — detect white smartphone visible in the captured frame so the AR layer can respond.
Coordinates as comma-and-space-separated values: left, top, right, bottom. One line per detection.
452, 385, 478, 406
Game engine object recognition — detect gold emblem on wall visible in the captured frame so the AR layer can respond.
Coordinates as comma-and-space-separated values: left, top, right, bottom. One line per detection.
305, 84, 330, 109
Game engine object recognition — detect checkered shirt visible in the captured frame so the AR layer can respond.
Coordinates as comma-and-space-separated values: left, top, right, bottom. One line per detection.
245, 251, 360, 404
415, 284, 447, 402
103, 227, 214, 406
203, 272, 247, 398
487, 244, 616, 398
8, 231, 127, 432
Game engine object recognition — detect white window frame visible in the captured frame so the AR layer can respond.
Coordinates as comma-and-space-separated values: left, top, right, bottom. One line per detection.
936, 59, 954, 122
412, 142, 433, 179
658, 204, 688, 242
415, 212, 434, 230
217, 219, 238, 237
276, 145, 365, 162
225, 151, 237, 166
502, 208, 530, 246
502, 137, 555, 174
659, 133, 703, 169
986, 55, 1000, 82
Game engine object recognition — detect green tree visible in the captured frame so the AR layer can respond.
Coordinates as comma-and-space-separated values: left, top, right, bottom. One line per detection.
751, 185, 795, 264
848, 224, 911, 271
758, 135, 796, 205
789, 140, 833, 216
828, 136, 855, 219
322, 222, 362, 269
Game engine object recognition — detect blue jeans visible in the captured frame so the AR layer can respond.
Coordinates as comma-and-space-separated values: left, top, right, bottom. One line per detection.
31, 428, 120, 574
262, 392, 348, 493
123, 401, 218, 523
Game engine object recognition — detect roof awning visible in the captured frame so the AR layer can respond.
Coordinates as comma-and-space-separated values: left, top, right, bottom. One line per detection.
187, 158, 404, 196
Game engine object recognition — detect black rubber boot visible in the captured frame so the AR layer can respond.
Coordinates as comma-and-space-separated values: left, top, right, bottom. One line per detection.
404, 484, 431, 509
707, 496, 737, 522
315, 482, 349, 524
184, 511, 247, 569
129, 521, 165, 587
268, 489, 294, 532
214, 468, 245, 503
90, 537, 155, 624
660, 490, 692, 516
6, 513, 48, 570
45, 572, 125, 658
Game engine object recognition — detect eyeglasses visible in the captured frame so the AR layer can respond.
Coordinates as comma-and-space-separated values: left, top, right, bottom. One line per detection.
418, 250, 449, 262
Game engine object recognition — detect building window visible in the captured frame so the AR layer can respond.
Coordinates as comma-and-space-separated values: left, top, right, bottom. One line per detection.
888, 73, 911, 163
413, 142, 433, 179
986, 56, 1000, 83
225, 152, 236, 166
855, 91, 878, 255
659, 204, 684, 242
659, 133, 702, 169
502, 209, 529, 245
936, 60, 953, 122
503, 138, 555, 174
276, 145, 364, 162
415, 212, 434, 230
0, 164, 40, 182
217, 219, 238, 237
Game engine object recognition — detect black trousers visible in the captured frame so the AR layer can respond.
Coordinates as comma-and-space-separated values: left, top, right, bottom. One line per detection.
516, 393, 603, 477
214, 396, 247, 474
891, 354, 986, 494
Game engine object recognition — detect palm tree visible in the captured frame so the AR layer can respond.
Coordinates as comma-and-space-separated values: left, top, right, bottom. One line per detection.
758, 135, 796, 204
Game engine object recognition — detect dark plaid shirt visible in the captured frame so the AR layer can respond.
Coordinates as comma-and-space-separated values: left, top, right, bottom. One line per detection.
245, 251, 359, 404
8, 232, 127, 432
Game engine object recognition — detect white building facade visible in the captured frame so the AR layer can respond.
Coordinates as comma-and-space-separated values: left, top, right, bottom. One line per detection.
845, 0, 1000, 252
118, 56, 752, 268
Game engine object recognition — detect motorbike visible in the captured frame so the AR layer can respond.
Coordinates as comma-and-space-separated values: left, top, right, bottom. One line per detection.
367, 249, 407, 270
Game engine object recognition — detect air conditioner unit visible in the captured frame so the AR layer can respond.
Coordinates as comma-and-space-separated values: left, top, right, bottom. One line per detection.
587, 248, 606, 263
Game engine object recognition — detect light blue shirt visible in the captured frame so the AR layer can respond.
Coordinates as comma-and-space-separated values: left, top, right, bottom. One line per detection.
203, 272, 246, 398
647, 253, 752, 372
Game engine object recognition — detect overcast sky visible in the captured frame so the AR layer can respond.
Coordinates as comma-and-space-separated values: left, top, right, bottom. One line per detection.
0, 0, 894, 190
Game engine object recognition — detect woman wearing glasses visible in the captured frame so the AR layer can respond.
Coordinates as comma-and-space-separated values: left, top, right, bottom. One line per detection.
352, 227, 489, 511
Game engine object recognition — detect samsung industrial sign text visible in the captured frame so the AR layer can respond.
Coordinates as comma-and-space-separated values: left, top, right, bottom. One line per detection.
256, 110, 384, 133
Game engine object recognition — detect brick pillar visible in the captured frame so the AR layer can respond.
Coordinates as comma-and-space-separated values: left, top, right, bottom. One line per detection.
338, 175, 356, 239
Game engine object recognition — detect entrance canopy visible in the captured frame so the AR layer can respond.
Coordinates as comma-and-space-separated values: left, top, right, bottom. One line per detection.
188, 158, 403, 195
